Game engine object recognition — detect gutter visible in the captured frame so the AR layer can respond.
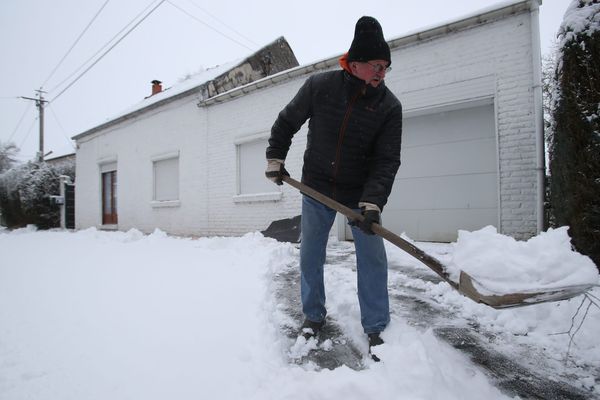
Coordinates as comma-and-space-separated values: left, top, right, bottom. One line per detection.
529, 0, 545, 233
198, 58, 339, 107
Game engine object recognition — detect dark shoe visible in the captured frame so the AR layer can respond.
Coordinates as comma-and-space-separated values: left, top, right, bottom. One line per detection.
368, 333, 384, 362
300, 318, 325, 340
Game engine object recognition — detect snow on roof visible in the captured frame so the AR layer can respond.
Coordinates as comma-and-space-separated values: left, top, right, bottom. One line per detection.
44, 143, 76, 161
558, 0, 600, 46
73, 58, 245, 140
111, 59, 242, 120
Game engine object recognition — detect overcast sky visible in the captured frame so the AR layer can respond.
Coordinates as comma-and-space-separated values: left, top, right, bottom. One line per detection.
0, 0, 568, 162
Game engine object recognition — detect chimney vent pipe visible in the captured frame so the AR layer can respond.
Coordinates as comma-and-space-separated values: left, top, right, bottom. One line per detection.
151, 80, 162, 95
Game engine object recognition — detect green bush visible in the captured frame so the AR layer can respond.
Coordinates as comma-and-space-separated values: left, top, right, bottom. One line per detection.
548, 0, 600, 270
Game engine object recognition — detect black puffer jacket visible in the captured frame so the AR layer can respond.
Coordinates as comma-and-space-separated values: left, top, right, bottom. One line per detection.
267, 70, 402, 210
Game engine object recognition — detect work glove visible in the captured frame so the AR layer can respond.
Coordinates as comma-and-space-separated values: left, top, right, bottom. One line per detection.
265, 159, 289, 185
355, 202, 381, 235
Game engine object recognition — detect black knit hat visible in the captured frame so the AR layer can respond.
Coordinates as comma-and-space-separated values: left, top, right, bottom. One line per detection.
347, 16, 391, 64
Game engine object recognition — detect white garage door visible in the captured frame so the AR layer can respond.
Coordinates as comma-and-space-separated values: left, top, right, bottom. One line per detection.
382, 102, 498, 242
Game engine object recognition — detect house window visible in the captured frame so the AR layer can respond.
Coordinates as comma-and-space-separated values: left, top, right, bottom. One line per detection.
237, 138, 275, 195
102, 170, 117, 225
153, 156, 179, 201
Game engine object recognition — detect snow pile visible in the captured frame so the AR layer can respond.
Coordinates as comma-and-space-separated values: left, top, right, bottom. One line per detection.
9, 224, 38, 233
383, 238, 600, 388
445, 226, 599, 294
558, 0, 600, 46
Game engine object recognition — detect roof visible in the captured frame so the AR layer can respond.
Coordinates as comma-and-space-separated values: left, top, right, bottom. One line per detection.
72, 59, 243, 142
73, 36, 298, 141
45, 152, 76, 163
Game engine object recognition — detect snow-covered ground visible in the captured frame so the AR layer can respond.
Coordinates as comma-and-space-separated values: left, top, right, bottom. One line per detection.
0, 226, 598, 399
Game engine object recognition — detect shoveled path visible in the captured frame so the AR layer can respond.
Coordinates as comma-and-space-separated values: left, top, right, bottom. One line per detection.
272, 241, 596, 400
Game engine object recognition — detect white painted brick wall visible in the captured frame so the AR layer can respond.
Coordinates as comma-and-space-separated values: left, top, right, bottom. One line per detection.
204, 79, 311, 236
384, 12, 539, 239
76, 96, 211, 236
76, 7, 540, 240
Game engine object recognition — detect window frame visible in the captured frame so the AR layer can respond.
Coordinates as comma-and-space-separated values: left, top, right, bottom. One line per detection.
151, 151, 181, 208
234, 133, 282, 203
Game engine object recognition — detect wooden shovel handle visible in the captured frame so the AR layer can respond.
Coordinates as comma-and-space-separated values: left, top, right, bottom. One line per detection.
282, 175, 457, 289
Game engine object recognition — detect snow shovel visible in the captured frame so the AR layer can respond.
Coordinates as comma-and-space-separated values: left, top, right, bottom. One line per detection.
282, 175, 595, 309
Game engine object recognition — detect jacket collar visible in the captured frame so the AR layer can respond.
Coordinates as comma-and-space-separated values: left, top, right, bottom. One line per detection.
342, 69, 384, 99
339, 53, 385, 98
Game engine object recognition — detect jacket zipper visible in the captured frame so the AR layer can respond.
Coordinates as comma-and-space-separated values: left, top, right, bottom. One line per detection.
332, 86, 363, 199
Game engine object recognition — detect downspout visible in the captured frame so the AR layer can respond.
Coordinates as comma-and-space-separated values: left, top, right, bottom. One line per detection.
530, 0, 545, 234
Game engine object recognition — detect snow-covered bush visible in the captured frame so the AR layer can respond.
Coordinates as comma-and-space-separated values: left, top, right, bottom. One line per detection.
0, 141, 19, 174
548, 0, 600, 270
0, 160, 75, 229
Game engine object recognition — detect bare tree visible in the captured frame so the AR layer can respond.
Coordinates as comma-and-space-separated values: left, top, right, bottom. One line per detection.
542, 43, 559, 136
0, 141, 19, 174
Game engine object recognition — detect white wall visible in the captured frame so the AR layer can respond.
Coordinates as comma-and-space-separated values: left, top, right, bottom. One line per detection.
76, 95, 210, 235
204, 78, 312, 235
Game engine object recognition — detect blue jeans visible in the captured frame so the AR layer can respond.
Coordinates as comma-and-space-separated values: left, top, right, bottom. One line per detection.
300, 195, 390, 334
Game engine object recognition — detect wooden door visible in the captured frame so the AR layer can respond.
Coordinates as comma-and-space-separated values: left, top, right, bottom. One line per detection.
102, 171, 117, 225
65, 183, 75, 229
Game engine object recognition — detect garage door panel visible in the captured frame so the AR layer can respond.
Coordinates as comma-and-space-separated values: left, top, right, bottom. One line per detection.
398, 138, 497, 178
382, 208, 498, 242
402, 105, 495, 147
379, 102, 498, 242
390, 173, 498, 210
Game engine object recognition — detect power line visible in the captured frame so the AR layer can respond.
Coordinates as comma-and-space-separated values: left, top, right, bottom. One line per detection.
42, 0, 111, 88
166, 0, 256, 52
18, 117, 38, 149
49, 0, 159, 94
7, 102, 33, 143
183, 0, 259, 48
50, 0, 167, 103
50, 0, 165, 101
47, 104, 77, 150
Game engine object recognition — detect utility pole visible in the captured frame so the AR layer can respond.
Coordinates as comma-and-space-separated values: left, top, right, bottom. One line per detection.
21, 89, 48, 162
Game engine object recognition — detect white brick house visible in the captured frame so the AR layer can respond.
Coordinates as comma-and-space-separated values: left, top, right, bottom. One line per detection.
73, 0, 544, 242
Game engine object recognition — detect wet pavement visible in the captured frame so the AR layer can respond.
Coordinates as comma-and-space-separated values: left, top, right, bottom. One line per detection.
271, 241, 597, 399
272, 255, 364, 371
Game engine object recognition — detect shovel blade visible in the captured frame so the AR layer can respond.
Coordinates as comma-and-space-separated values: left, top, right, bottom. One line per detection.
282, 176, 595, 309
458, 271, 594, 309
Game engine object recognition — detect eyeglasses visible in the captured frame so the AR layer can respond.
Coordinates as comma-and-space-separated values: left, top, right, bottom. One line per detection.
366, 61, 392, 73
